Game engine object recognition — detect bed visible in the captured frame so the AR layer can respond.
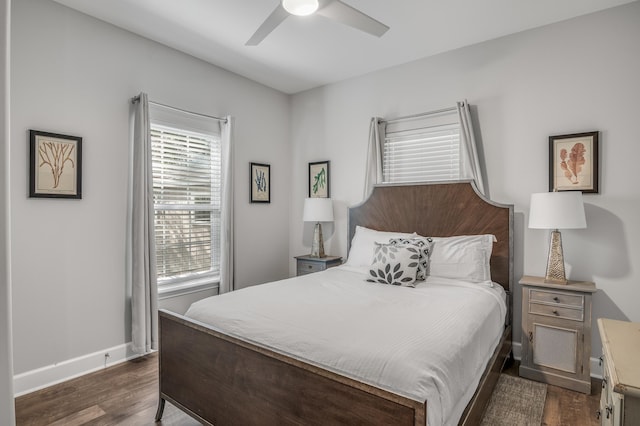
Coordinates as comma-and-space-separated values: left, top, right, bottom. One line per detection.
155, 181, 513, 425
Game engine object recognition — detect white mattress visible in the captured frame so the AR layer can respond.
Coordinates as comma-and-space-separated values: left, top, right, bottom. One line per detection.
185, 265, 507, 426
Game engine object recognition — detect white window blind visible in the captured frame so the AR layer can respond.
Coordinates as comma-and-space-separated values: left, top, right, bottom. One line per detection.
150, 119, 221, 288
383, 110, 461, 183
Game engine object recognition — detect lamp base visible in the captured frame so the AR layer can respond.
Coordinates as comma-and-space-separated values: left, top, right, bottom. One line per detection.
544, 229, 568, 284
310, 222, 326, 258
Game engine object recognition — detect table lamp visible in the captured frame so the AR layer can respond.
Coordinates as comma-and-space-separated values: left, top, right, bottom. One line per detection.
529, 192, 586, 284
303, 198, 334, 258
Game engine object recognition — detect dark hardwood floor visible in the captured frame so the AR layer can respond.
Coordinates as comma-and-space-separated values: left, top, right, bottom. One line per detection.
15, 355, 197, 426
15, 353, 601, 425
502, 358, 601, 426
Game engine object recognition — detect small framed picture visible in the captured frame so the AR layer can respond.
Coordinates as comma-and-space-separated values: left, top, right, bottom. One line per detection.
549, 131, 599, 193
29, 130, 82, 199
250, 162, 270, 203
308, 161, 330, 198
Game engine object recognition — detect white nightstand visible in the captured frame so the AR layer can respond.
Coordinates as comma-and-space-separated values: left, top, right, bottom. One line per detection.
519, 275, 597, 394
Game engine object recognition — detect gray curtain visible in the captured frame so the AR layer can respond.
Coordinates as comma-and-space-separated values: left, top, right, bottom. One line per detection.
457, 100, 486, 196
219, 116, 234, 294
363, 117, 385, 200
128, 92, 158, 354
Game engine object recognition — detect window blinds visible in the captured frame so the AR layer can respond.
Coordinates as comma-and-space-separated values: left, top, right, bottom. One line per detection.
382, 110, 461, 183
150, 124, 221, 283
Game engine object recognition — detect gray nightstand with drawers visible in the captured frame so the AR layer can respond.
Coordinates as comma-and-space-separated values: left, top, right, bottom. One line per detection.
519, 275, 597, 394
295, 255, 342, 276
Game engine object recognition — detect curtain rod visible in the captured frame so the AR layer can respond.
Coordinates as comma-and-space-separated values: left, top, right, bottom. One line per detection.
130, 95, 228, 123
380, 105, 459, 125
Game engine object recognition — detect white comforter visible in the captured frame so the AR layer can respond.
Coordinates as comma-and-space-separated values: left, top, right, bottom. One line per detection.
185, 265, 507, 426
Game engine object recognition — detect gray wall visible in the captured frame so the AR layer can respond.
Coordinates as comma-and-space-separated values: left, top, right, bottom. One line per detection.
1, 0, 15, 422
10, 0, 291, 375
6, 0, 640, 397
289, 2, 640, 357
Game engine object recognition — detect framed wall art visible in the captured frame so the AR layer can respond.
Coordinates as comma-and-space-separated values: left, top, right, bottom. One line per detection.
549, 131, 599, 193
308, 160, 330, 198
29, 130, 82, 199
250, 162, 270, 203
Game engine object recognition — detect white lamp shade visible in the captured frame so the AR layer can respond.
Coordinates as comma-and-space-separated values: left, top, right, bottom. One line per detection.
529, 192, 586, 229
303, 198, 334, 222
282, 0, 319, 16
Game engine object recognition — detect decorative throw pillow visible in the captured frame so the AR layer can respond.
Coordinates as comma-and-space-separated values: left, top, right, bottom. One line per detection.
366, 242, 420, 287
389, 237, 434, 281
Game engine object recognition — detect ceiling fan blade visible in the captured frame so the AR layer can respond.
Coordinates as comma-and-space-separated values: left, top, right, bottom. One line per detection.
317, 0, 389, 37
246, 3, 290, 46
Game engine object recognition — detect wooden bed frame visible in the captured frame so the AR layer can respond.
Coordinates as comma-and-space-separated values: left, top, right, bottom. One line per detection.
155, 181, 513, 425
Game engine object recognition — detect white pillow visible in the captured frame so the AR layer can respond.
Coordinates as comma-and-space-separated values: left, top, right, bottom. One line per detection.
345, 226, 416, 268
427, 234, 496, 282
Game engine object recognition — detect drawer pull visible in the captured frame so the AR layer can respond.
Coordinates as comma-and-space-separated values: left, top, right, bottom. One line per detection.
602, 377, 607, 388
606, 405, 612, 419
552, 310, 559, 315
308, 265, 312, 269
596, 409, 601, 420
553, 296, 559, 302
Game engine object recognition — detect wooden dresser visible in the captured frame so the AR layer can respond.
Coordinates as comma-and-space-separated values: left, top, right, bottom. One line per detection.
597, 318, 640, 425
519, 275, 597, 393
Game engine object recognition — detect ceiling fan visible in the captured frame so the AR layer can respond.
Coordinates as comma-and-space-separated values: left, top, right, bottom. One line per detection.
246, 0, 389, 46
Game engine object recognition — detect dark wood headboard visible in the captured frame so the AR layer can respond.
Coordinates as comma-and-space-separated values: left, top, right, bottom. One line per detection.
348, 181, 513, 292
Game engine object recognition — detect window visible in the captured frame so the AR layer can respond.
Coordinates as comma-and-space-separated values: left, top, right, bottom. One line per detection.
150, 105, 222, 294
382, 109, 461, 184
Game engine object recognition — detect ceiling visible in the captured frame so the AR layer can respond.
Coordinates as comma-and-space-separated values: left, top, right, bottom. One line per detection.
52, 0, 635, 94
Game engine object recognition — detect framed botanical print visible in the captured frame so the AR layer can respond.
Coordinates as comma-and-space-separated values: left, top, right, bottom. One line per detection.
308, 160, 330, 198
549, 131, 599, 193
250, 162, 270, 203
29, 130, 82, 199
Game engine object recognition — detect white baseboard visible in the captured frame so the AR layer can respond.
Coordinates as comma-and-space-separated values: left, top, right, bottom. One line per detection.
13, 342, 142, 397
512, 341, 522, 360
591, 357, 603, 379
511, 341, 603, 379
13, 340, 604, 397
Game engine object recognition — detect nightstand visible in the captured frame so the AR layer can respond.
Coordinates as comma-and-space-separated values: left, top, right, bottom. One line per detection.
295, 255, 342, 276
597, 318, 640, 425
519, 275, 597, 394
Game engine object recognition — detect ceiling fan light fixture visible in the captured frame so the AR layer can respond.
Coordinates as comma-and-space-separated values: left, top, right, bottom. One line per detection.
282, 0, 319, 16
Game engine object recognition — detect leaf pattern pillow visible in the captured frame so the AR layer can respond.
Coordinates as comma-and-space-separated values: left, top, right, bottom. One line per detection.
366, 242, 420, 287
389, 237, 434, 281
